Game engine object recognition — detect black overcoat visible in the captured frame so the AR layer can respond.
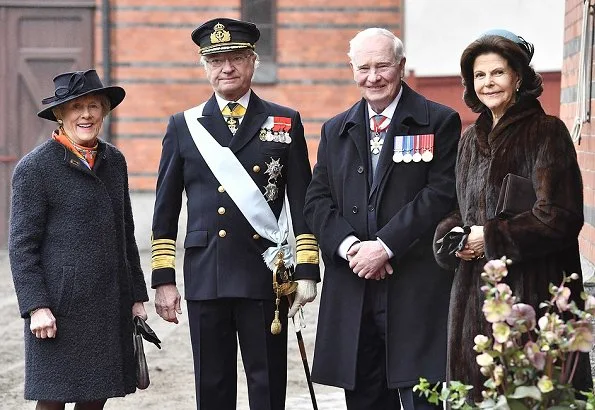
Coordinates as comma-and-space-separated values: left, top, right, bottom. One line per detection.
304, 83, 461, 388
9, 139, 149, 402
151, 91, 320, 299
434, 97, 592, 401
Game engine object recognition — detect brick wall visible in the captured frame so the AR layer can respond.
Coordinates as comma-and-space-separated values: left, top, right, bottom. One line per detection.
562, 0, 595, 276
408, 71, 561, 131
93, 0, 402, 191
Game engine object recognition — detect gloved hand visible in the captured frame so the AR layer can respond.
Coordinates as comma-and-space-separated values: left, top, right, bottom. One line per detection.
288, 279, 317, 318
435, 226, 470, 255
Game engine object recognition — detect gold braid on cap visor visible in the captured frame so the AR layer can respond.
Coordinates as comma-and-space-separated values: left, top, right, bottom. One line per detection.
200, 42, 255, 55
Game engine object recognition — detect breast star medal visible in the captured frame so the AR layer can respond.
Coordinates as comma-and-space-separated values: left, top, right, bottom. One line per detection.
264, 157, 283, 202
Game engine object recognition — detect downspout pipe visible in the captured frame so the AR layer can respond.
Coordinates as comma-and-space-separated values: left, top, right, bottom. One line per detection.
101, 0, 112, 142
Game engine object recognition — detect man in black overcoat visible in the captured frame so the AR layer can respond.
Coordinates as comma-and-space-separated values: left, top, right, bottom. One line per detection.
304, 28, 461, 409
150, 18, 320, 410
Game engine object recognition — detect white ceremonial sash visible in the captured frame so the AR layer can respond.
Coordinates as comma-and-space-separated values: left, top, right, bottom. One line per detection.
183, 104, 293, 270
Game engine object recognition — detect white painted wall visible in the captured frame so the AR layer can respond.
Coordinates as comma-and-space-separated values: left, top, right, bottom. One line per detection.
404, 0, 565, 76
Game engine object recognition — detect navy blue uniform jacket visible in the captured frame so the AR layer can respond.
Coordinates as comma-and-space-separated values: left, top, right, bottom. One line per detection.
304, 83, 461, 388
152, 91, 319, 300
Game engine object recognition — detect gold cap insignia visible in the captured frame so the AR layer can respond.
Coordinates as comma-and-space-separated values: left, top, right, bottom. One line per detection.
210, 22, 231, 44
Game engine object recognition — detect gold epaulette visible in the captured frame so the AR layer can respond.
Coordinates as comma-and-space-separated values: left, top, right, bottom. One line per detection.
295, 233, 319, 264
151, 235, 176, 271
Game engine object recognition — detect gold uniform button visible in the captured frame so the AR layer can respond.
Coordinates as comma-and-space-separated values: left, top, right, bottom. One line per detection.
252, 234, 260, 240
218, 186, 225, 193
218, 230, 227, 238
253, 165, 261, 173
218, 207, 226, 215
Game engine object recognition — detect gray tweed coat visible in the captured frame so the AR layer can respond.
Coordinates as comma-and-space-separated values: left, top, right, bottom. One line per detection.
9, 138, 149, 402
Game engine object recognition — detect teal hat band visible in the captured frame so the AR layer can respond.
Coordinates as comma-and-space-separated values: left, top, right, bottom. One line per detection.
481, 29, 522, 43
479, 29, 534, 61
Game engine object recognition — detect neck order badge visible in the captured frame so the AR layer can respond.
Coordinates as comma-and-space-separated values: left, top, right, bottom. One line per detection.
370, 114, 390, 155
222, 102, 246, 134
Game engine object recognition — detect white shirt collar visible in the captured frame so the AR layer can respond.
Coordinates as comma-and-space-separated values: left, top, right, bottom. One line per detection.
215, 90, 251, 111
367, 85, 403, 121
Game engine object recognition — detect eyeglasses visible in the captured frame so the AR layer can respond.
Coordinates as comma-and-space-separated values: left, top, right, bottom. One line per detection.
355, 62, 398, 76
205, 54, 253, 69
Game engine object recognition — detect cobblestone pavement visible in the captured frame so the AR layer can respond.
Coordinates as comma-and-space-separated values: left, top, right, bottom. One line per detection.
4, 244, 595, 409
0, 249, 346, 410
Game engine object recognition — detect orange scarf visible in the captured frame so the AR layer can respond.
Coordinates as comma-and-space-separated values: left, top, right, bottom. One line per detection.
52, 129, 98, 169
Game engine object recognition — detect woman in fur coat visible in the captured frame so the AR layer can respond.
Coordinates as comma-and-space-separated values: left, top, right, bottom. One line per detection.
9, 69, 149, 410
434, 30, 592, 402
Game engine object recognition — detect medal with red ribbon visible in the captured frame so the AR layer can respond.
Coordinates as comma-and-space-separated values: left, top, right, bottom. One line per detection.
370, 115, 390, 155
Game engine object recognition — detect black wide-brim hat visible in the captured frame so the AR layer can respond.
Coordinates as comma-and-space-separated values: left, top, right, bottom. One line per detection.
38, 69, 125, 122
191, 17, 260, 55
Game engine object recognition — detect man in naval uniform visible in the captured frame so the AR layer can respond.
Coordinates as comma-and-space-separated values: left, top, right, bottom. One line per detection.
305, 28, 461, 409
150, 17, 320, 410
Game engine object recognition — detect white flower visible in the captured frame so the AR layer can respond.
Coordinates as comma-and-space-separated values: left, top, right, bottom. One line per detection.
492, 322, 511, 343
537, 375, 554, 393
506, 303, 536, 332
483, 298, 512, 323
483, 259, 508, 282
473, 334, 490, 352
566, 322, 594, 352
476, 352, 494, 367
554, 286, 571, 311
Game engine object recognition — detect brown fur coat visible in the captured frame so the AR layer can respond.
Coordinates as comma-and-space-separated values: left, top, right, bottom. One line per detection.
434, 97, 591, 401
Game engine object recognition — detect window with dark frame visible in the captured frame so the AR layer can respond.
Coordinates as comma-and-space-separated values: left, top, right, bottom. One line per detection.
242, 0, 277, 83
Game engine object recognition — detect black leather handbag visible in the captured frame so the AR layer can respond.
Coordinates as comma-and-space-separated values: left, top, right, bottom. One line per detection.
495, 173, 537, 219
133, 316, 161, 390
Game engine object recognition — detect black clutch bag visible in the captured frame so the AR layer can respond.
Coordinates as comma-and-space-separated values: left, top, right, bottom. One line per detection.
133, 316, 161, 390
495, 173, 537, 219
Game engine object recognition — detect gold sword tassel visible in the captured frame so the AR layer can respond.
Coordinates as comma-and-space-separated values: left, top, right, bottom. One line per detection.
270, 250, 297, 335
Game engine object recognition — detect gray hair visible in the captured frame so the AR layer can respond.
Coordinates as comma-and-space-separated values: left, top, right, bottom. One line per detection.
347, 28, 405, 64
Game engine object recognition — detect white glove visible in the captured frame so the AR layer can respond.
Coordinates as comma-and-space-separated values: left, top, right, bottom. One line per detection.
288, 279, 317, 318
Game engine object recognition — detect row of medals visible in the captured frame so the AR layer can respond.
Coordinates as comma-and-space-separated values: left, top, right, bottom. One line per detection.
393, 149, 434, 163
259, 128, 292, 144
392, 135, 434, 163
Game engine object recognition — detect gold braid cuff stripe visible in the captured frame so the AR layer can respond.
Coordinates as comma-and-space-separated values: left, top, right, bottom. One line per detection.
152, 238, 176, 245
152, 244, 175, 252
296, 250, 319, 264
152, 243, 175, 248
296, 234, 319, 264
296, 242, 318, 251
152, 255, 176, 270
152, 250, 175, 258
295, 234, 316, 241
151, 237, 176, 270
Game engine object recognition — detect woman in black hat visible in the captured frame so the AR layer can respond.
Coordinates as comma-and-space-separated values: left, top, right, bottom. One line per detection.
9, 69, 150, 410
433, 30, 592, 401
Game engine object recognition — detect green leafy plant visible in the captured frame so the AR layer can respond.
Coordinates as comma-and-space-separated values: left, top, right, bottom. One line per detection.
414, 257, 595, 409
